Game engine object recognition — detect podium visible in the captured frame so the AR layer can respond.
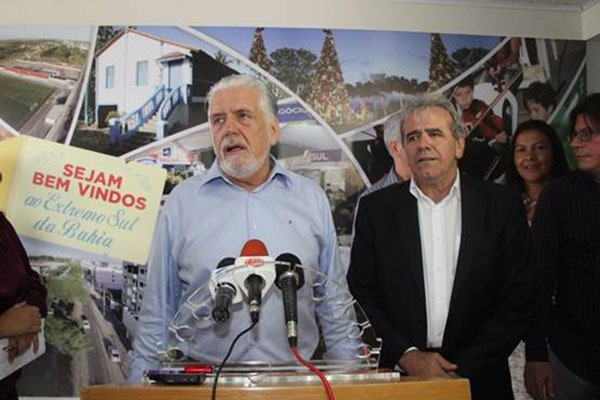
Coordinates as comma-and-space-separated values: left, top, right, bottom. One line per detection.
111, 253, 471, 399
81, 374, 471, 400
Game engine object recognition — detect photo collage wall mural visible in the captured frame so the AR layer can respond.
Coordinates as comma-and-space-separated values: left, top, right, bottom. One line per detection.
0, 25, 585, 396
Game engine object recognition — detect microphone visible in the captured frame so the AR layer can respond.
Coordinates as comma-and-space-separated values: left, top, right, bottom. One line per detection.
275, 253, 305, 347
211, 257, 237, 324
240, 239, 269, 323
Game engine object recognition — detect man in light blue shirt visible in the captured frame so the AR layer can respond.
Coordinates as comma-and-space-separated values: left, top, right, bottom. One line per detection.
127, 75, 359, 382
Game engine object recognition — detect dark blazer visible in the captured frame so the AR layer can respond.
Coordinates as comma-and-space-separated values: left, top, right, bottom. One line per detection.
348, 175, 535, 400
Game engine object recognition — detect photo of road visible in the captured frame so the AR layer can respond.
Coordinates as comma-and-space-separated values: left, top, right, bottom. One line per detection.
75, 291, 126, 386
0, 26, 92, 142
17, 257, 129, 396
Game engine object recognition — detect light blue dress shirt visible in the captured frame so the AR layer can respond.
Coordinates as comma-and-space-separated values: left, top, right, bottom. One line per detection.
127, 159, 359, 382
360, 167, 400, 200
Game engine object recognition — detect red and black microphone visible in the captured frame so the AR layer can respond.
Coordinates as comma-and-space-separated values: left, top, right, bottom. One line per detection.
238, 239, 269, 323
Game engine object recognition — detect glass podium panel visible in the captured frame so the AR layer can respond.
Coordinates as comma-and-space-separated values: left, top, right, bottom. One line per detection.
156, 258, 381, 373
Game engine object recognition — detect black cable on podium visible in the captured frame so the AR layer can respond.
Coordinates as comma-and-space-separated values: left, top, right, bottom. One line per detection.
211, 321, 257, 400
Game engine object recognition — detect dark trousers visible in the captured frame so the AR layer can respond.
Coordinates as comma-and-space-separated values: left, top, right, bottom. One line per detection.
550, 349, 600, 400
467, 362, 515, 400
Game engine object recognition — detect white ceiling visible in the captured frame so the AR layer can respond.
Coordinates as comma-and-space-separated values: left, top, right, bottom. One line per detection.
1, 0, 599, 40
388, 0, 599, 11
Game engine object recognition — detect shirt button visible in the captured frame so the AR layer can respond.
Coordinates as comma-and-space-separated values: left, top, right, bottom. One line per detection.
252, 225, 257, 230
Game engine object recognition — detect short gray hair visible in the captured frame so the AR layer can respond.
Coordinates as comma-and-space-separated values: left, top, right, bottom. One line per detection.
207, 74, 278, 123
383, 112, 403, 152
397, 92, 466, 144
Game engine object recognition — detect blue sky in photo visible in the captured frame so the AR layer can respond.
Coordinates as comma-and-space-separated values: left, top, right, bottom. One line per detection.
194, 26, 501, 84
134, 26, 253, 74
136, 26, 209, 51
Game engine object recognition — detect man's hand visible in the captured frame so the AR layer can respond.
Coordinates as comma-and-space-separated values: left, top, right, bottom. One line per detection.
525, 361, 555, 400
398, 350, 458, 377
7, 333, 39, 363
0, 302, 41, 338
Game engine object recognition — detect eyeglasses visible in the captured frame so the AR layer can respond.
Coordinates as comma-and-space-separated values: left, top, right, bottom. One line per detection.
569, 127, 600, 142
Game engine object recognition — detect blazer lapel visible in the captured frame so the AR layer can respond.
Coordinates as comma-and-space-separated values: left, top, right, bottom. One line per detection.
395, 186, 425, 300
450, 177, 485, 306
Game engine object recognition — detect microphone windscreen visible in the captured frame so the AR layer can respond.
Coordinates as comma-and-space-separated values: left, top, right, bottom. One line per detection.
240, 239, 269, 257
217, 257, 236, 269
275, 253, 304, 288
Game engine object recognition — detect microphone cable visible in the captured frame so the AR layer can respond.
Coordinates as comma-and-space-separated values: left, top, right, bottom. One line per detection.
211, 320, 257, 400
292, 346, 336, 400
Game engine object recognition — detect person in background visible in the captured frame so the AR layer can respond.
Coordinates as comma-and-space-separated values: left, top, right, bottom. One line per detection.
351, 112, 413, 240
488, 37, 522, 87
506, 120, 569, 224
525, 93, 600, 400
358, 112, 412, 201
454, 75, 507, 144
366, 124, 394, 183
523, 83, 557, 122
453, 75, 508, 181
0, 212, 47, 400
503, 120, 569, 400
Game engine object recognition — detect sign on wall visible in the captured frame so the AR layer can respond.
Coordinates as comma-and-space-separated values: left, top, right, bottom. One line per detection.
0, 135, 165, 264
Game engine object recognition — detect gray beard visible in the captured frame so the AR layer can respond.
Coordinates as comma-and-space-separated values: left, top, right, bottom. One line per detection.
219, 148, 270, 181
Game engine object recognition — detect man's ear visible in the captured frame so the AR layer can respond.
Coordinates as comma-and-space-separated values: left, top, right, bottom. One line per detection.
389, 139, 402, 157
456, 137, 466, 160
269, 118, 280, 145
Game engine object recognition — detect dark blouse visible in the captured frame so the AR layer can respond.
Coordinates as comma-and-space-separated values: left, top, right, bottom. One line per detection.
0, 213, 47, 396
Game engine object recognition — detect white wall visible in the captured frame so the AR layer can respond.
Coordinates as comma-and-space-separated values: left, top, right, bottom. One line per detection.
582, 1, 600, 40
0, 0, 587, 40
587, 34, 600, 94
584, 0, 600, 94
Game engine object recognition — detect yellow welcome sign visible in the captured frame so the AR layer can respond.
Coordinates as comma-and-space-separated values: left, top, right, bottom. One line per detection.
0, 136, 166, 264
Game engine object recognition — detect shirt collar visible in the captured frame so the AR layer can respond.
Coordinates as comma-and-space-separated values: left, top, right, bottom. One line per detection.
199, 156, 293, 191
409, 170, 461, 204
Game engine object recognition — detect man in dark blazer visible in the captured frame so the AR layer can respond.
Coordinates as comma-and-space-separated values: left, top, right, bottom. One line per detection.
348, 92, 535, 400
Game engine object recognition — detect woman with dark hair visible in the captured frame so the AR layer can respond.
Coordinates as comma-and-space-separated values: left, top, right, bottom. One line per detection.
504, 120, 569, 399
0, 212, 47, 400
506, 119, 569, 223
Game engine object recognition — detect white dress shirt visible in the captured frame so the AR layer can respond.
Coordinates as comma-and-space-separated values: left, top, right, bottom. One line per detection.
409, 172, 462, 348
